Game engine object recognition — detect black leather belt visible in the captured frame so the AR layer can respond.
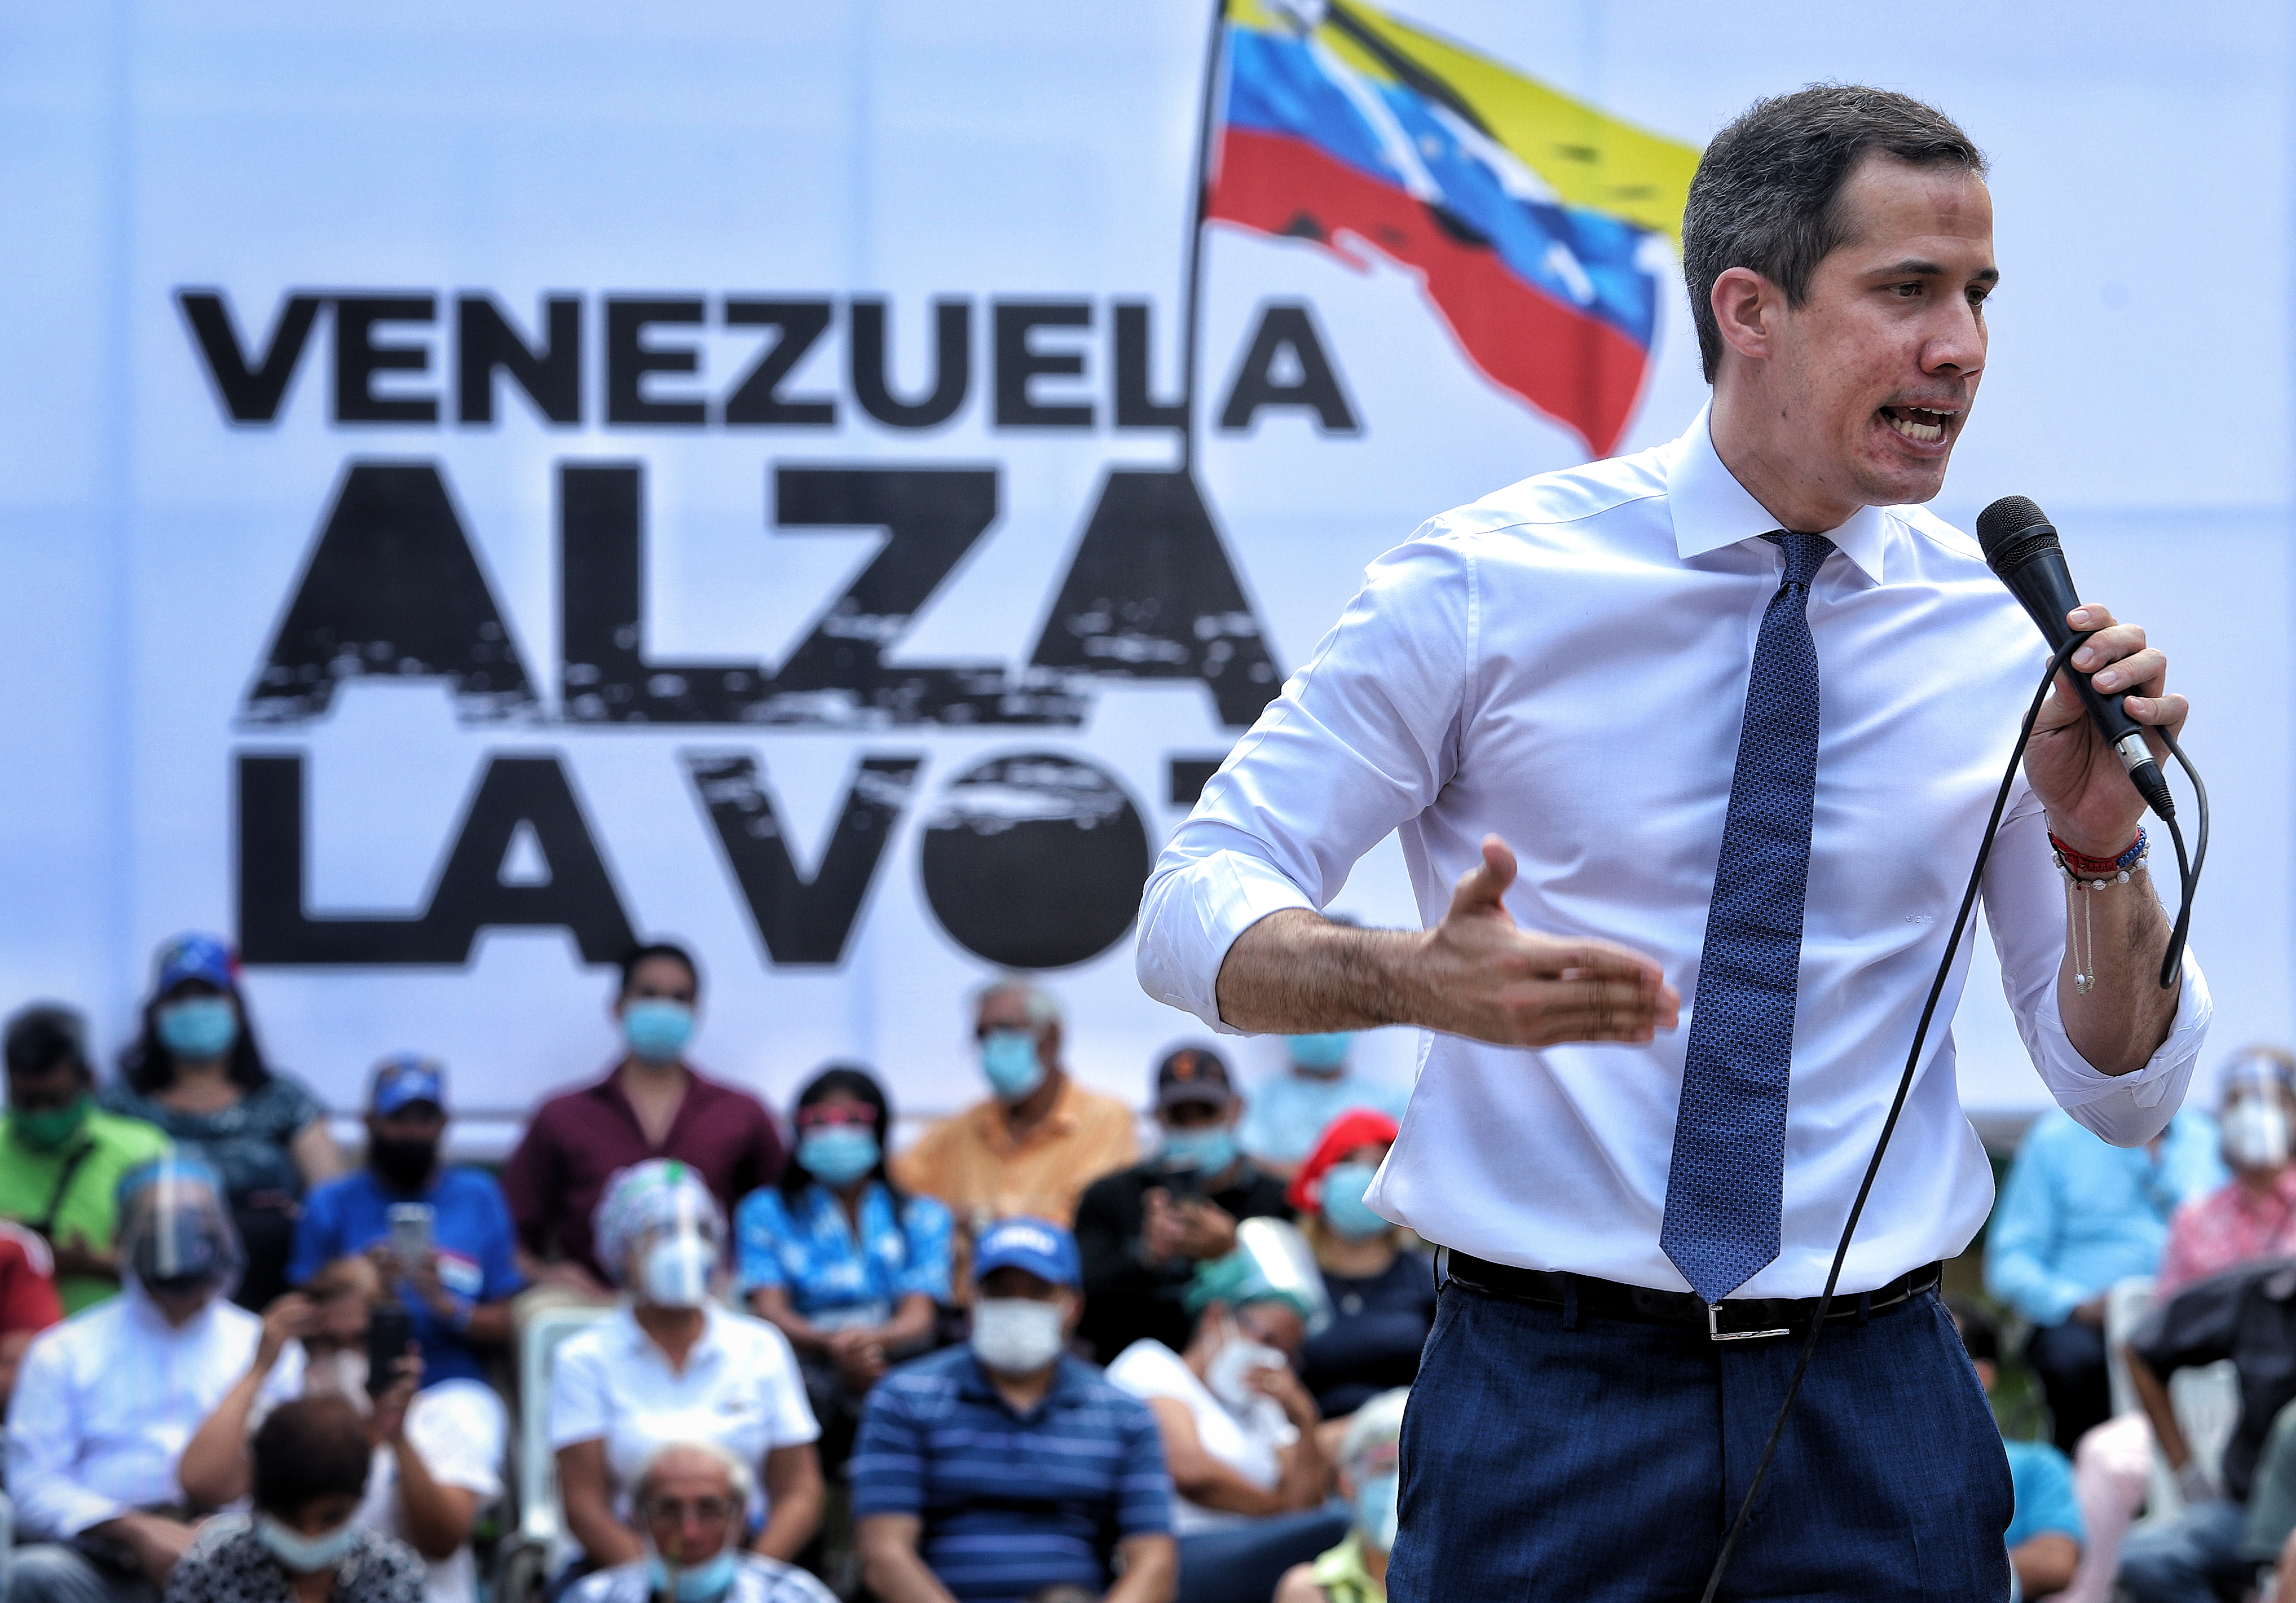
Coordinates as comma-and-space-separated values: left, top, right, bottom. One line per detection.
1441, 1250, 1943, 1342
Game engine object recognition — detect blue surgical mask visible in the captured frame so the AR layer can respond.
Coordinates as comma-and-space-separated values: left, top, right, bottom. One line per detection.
1319, 1160, 1389, 1239
797, 1127, 881, 1188
1162, 1125, 1239, 1177
981, 1029, 1045, 1102
255, 1514, 360, 1574
1289, 1032, 1352, 1074
622, 999, 695, 1064
157, 997, 238, 1061
1354, 1470, 1399, 1552
646, 1550, 739, 1603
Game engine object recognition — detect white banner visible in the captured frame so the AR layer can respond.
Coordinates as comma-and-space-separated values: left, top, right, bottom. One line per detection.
2, 2, 2287, 1142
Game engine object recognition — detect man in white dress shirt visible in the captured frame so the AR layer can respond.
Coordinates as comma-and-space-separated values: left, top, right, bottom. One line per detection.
5, 1157, 300, 1603
1136, 85, 2208, 1599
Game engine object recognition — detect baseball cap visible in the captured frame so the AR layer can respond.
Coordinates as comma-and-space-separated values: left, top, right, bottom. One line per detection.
1155, 1046, 1234, 1113
972, 1216, 1080, 1288
154, 933, 237, 995
371, 1054, 448, 1116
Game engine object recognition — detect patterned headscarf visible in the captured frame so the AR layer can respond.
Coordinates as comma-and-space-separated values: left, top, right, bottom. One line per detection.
590, 1159, 725, 1287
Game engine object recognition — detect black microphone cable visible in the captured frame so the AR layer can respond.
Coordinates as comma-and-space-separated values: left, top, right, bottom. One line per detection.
1698, 634, 2208, 1603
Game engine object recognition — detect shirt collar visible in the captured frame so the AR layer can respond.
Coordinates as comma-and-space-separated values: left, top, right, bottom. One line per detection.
954, 1349, 1087, 1413
1666, 404, 1889, 586
972, 1076, 1083, 1148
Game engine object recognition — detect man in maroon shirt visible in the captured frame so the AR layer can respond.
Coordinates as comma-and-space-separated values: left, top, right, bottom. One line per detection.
501, 943, 785, 1293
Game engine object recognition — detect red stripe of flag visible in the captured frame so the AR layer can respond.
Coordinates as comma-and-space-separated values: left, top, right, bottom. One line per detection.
1208, 124, 1651, 457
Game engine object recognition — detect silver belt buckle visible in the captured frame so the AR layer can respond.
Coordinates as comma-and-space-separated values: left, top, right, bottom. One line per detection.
1708, 1301, 1792, 1342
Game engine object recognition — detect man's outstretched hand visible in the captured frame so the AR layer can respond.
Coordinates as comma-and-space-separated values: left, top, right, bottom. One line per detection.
1404, 836, 1680, 1047
1214, 834, 1679, 1045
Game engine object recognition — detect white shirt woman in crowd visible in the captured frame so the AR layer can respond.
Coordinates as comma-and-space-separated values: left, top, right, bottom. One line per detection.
1105, 1240, 1335, 1533
549, 1160, 822, 1569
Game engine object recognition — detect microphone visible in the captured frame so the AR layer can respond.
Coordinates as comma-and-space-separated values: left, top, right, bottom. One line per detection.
1974, 495, 2175, 819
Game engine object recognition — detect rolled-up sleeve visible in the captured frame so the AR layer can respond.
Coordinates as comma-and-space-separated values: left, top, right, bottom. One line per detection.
1982, 781, 2209, 1147
1137, 533, 1475, 1031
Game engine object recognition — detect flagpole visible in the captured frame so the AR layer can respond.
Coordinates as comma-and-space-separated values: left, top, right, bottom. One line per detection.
1178, 0, 1230, 475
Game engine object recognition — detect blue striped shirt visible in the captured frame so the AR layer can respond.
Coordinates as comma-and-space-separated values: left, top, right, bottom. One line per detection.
851, 1347, 1173, 1602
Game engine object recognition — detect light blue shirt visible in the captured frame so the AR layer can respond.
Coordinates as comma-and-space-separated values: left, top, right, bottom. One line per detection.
733, 1181, 953, 1323
2003, 1437, 2085, 1551
1985, 1109, 2226, 1326
1238, 1069, 1411, 1168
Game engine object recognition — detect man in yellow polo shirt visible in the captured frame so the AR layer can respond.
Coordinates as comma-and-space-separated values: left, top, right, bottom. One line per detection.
895, 979, 1135, 1234
2, 1006, 171, 1312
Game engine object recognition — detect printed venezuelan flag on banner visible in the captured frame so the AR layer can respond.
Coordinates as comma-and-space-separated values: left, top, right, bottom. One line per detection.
1209, 0, 1699, 456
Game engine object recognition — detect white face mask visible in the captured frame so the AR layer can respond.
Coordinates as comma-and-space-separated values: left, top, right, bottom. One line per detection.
642, 1231, 717, 1308
2224, 1096, 2293, 1171
255, 1514, 360, 1574
970, 1296, 1067, 1374
303, 1348, 372, 1414
1207, 1324, 1288, 1413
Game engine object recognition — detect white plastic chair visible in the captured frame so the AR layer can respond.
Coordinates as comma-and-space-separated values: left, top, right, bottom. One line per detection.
495, 1303, 615, 1603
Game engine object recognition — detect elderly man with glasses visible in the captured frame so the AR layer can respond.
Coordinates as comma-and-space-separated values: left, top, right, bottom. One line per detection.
563, 1442, 835, 1603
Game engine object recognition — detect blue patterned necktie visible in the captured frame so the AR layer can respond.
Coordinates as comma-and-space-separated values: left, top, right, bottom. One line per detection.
1661, 531, 1834, 1306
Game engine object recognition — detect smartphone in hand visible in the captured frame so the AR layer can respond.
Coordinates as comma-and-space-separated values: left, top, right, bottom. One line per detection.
365, 1302, 416, 1395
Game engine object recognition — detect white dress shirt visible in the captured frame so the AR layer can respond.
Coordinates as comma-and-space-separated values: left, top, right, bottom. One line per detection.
5, 1289, 303, 1538
548, 1303, 818, 1526
355, 1379, 506, 1603
1138, 408, 2211, 1299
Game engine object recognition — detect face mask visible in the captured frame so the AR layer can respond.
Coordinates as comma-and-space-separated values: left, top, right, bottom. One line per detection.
157, 997, 238, 1061
2224, 1096, 2293, 1171
623, 999, 695, 1064
641, 1230, 716, 1308
1207, 1324, 1289, 1412
368, 1136, 438, 1192
1318, 1160, 1390, 1240
981, 1030, 1046, 1103
646, 1550, 739, 1603
797, 1127, 881, 1188
1162, 1125, 1239, 1177
11, 1094, 91, 1152
1289, 1033, 1353, 1074
255, 1514, 360, 1574
303, 1348, 373, 1412
970, 1296, 1067, 1374
1353, 1470, 1400, 1553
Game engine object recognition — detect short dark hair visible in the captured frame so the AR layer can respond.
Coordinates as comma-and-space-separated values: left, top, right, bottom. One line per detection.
1683, 85, 1986, 381
618, 941, 701, 998
1945, 1295, 1999, 1365
5, 1004, 90, 1081
251, 1394, 373, 1516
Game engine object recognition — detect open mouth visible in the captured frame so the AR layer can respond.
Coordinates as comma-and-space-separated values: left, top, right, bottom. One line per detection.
1879, 404, 1954, 445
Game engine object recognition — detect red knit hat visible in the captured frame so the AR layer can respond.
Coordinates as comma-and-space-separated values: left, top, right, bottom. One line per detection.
1286, 1107, 1402, 1213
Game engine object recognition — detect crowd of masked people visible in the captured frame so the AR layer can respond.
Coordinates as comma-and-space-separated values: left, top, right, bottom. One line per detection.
0, 933, 1429, 1603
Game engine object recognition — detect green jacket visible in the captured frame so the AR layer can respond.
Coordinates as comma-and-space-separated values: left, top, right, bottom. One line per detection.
0, 1108, 172, 1312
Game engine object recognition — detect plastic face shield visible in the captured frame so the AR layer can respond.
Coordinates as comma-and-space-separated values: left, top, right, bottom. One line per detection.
117, 1154, 244, 1301
1233, 1216, 1336, 1337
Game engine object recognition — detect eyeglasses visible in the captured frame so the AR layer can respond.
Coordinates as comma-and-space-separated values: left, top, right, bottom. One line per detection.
795, 1103, 878, 1131
642, 1497, 739, 1528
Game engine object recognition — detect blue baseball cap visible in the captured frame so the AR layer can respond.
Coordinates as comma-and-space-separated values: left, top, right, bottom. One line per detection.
371, 1054, 448, 1115
154, 933, 237, 995
972, 1216, 1080, 1288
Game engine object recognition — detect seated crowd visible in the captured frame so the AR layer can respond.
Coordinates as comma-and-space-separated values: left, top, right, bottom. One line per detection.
0, 938, 1433, 1603
12, 931, 2292, 1601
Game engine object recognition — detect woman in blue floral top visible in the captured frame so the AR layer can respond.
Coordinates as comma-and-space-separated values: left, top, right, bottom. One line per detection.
735, 1065, 952, 1469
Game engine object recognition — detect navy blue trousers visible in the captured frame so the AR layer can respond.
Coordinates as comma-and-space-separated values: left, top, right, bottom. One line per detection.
1385, 1282, 2013, 1601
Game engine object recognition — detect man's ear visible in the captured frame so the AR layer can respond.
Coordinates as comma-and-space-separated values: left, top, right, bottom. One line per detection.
1040, 1020, 1062, 1061
1710, 266, 1782, 367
